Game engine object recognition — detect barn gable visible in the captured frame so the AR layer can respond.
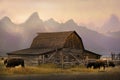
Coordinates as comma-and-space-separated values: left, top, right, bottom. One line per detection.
64, 31, 84, 49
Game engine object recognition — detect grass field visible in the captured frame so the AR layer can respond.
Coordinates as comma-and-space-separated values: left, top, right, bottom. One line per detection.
0, 60, 119, 75
0, 60, 120, 80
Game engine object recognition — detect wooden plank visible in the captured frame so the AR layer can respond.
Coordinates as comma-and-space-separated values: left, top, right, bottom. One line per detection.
42, 55, 45, 63
69, 52, 81, 63
60, 52, 64, 69
47, 52, 56, 61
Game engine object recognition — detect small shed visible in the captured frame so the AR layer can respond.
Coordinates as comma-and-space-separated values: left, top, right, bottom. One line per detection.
7, 31, 101, 65
84, 50, 101, 59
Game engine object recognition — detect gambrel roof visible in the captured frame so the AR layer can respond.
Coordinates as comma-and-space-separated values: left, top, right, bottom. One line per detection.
7, 48, 56, 55
7, 31, 101, 57
30, 31, 84, 49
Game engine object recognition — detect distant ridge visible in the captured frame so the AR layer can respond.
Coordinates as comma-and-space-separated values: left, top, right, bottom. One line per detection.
0, 12, 120, 56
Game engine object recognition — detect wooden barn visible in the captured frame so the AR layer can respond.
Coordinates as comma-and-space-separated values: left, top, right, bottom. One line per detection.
7, 31, 101, 66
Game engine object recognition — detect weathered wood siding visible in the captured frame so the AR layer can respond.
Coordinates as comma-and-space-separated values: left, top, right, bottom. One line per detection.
8, 55, 40, 66
64, 33, 84, 49
85, 52, 100, 59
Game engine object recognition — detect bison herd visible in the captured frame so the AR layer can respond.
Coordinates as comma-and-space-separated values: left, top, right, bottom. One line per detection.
86, 60, 115, 70
4, 58, 24, 68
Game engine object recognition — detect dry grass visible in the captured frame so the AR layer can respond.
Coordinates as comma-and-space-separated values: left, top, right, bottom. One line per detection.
0, 60, 119, 75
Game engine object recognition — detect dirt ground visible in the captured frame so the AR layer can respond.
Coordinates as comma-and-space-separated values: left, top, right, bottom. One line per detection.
0, 71, 120, 80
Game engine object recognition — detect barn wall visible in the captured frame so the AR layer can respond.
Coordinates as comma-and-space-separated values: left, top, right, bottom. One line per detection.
7, 52, 61, 66
85, 52, 100, 59
8, 55, 40, 66
64, 33, 84, 49
7, 51, 100, 66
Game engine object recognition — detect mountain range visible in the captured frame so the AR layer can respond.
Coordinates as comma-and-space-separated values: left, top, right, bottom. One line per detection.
101, 14, 120, 33
0, 12, 120, 56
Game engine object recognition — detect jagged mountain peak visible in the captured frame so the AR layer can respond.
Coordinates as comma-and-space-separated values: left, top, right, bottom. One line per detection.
0, 16, 12, 23
66, 19, 75, 23
30, 12, 39, 18
25, 12, 42, 24
45, 18, 59, 24
109, 14, 120, 23
64, 19, 78, 27
102, 14, 120, 32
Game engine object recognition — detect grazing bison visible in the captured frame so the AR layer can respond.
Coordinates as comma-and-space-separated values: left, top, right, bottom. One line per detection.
4, 58, 24, 68
108, 61, 115, 67
87, 60, 106, 70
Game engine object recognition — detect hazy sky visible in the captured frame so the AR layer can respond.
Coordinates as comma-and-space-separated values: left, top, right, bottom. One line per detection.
0, 0, 120, 26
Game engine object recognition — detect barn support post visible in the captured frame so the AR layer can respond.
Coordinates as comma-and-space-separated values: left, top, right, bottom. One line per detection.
38, 56, 40, 65
38, 55, 41, 65
42, 55, 45, 64
85, 55, 88, 65
82, 50, 86, 64
60, 51, 64, 69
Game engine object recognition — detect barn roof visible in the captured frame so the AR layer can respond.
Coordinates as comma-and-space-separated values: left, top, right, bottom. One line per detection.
84, 50, 102, 56
7, 31, 85, 55
30, 31, 83, 49
7, 48, 57, 55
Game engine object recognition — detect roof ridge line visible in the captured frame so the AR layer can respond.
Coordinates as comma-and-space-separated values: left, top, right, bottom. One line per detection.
37, 31, 75, 34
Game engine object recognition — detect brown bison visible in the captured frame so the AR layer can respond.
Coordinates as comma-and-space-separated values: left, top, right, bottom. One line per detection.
108, 61, 115, 67
86, 60, 116, 69
4, 58, 25, 68
86, 60, 106, 70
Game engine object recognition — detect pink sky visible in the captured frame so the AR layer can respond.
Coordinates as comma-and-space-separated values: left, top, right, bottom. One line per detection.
0, 0, 120, 27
